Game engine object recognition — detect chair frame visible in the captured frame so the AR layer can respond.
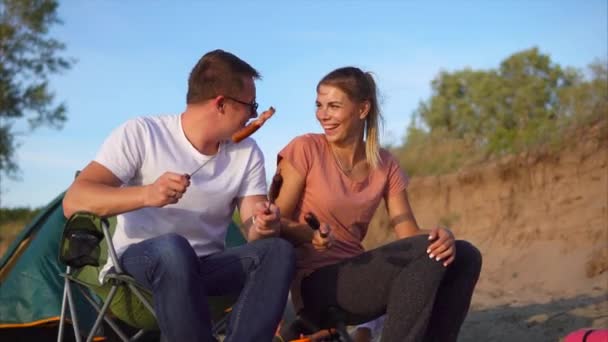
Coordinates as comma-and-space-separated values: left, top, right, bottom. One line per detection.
57, 217, 156, 342
57, 213, 231, 342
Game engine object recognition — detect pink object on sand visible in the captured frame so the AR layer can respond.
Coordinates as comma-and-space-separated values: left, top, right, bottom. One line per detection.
563, 328, 608, 342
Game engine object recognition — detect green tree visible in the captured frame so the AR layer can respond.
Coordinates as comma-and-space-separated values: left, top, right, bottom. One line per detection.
0, 0, 73, 177
558, 59, 608, 124
490, 47, 578, 152
399, 48, 604, 176
417, 68, 502, 144
413, 47, 580, 155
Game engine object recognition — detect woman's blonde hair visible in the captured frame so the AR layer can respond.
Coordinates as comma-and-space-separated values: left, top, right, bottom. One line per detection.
317, 67, 384, 168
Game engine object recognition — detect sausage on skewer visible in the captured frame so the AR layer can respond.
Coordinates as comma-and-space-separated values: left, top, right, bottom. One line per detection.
232, 107, 276, 143
264, 173, 283, 214
268, 173, 283, 204
304, 212, 329, 238
190, 107, 276, 178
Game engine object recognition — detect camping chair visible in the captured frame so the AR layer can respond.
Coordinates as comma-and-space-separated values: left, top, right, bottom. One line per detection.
57, 211, 238, 342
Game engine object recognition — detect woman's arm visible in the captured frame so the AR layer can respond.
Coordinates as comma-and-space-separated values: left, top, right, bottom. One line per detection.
274, 158, 314, 245
385, 189, 456, 266
385, 189, 426, 239
274, 158, 332, 249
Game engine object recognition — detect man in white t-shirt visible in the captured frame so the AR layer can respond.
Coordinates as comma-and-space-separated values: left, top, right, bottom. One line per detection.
63, 49, 295, 342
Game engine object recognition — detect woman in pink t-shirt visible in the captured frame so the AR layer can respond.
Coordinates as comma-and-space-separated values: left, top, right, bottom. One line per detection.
275, 67, 482, 342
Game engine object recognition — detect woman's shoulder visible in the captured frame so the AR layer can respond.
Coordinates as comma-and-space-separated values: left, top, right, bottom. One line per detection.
378, 148, 400, 168
376, 148, 409, 185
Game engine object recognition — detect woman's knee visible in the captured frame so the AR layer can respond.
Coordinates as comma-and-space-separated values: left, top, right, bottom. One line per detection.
382, 235, 447, 276
385, 234, 433, 256
454, 240, 482, 274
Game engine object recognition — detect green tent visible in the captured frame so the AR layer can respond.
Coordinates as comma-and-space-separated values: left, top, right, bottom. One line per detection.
0, 192, 247, 341
0, 192, 98, 340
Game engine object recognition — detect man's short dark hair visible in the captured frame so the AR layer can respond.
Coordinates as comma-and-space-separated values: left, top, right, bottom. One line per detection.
186, 49, 261, 104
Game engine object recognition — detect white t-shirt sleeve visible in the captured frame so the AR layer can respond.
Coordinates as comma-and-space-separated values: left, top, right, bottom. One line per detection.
94, 119, 146, 184
237, 141, 267, 197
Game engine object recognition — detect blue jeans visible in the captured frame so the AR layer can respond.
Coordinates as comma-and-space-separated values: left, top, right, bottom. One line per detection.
119, 233, 295, 342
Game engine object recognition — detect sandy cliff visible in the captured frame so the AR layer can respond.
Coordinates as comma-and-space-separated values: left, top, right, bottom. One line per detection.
364, 120, 607, 340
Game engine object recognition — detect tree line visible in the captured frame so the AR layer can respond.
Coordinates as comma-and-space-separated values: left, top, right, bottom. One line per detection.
0, 206, 41, 225
395, 47, 607, 176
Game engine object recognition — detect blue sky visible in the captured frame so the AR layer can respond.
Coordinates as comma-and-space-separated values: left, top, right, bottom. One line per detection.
2, 0, 606, 208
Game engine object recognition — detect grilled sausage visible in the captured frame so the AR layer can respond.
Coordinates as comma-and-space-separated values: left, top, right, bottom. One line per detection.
232, 107, 276, 143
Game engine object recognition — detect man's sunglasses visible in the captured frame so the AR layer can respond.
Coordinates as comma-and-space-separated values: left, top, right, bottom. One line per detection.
225, 96, 258, 114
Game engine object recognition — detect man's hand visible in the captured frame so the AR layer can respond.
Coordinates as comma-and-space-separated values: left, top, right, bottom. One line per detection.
143, 172, 190, 207
250, 201, 281, 239
311, 223, 334, 251
427, 227, 456, 267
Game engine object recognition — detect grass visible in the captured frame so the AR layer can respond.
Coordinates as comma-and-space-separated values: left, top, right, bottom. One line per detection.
396, 116, 607, 177
0, 220, 27, 260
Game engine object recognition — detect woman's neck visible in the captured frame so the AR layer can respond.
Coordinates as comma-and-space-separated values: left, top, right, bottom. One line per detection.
328, 135, 366, 172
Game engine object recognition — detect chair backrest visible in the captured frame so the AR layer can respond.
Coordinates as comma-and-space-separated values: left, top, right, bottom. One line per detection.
59, 211, 244, 330
60, 212, 109, 269
60, 212, 158, 329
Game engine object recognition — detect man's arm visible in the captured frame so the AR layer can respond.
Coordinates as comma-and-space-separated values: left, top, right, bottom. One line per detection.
63, 161, 190, 218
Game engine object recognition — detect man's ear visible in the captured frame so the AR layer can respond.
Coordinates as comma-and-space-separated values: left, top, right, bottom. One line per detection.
214, 95, 226, 113
359, 100, 371, 120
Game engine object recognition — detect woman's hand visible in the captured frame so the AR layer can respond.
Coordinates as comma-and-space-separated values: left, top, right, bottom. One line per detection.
311, 223, 334, 251
427, 227, 456, 267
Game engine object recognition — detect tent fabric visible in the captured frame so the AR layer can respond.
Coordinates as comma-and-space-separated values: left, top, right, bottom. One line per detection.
0, 192, 96, 329
0, 193, 63, 281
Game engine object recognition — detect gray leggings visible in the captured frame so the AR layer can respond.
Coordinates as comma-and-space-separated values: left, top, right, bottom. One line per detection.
299, 234, 482, 342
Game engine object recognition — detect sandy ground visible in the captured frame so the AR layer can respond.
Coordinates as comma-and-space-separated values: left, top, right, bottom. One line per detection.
460, 241, 608, 341
364, 121, 608, 341
461, 289, 607, 341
